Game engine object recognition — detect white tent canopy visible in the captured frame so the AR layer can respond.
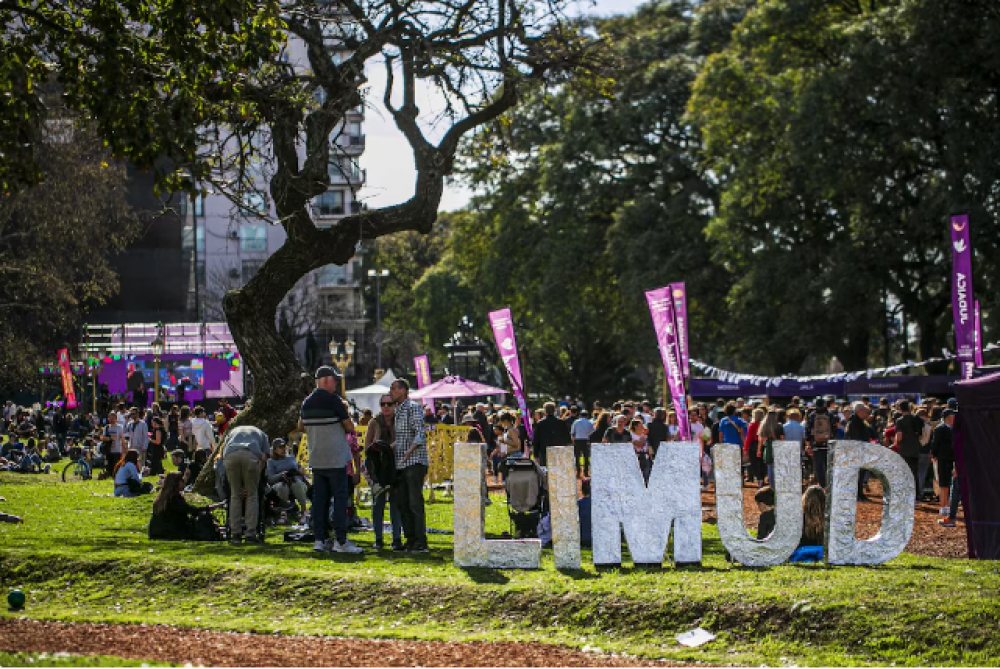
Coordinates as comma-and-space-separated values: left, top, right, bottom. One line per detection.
346, 369, 397, 413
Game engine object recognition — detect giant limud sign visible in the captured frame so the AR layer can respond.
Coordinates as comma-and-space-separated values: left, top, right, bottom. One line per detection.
453, 441, 915, 569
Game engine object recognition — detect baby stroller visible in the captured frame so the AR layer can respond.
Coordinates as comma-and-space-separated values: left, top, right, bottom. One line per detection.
503, 456, 547, 539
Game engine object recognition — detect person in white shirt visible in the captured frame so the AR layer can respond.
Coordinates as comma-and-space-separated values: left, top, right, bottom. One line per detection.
639, 401, 654, 425
100, 412, 126, 477
570, 410, 595, 478
190, 407, 217, 452
126, 407, 149, 468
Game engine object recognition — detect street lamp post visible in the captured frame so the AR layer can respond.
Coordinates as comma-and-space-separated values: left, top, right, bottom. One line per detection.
329, 337, 355, 397
367, 268, 389, 369
150, 325, 165, 404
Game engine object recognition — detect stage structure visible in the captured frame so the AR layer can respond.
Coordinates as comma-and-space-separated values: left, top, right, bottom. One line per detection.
77, 322, 244, 403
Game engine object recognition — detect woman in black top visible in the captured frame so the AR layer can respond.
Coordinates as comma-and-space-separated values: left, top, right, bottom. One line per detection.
147, 416, 167, 476
149, 472, 221, 540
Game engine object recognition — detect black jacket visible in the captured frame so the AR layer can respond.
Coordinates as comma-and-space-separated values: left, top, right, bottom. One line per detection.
845, 415, 873, 442
930, 422, 954, 461
473, 410, 494, 448
646, 419, 668, 456
532, 414, 572, 465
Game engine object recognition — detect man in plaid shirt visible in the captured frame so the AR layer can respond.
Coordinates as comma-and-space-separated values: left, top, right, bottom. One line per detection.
390, 379, 429, 552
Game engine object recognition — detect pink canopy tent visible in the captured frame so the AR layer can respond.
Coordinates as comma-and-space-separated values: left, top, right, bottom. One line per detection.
410, 375, 507, 423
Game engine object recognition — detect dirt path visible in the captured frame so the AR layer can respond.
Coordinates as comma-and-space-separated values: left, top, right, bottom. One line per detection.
0, 619, 682, 667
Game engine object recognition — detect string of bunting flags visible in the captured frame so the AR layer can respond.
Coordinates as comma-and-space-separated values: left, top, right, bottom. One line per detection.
690, 341, 999, 388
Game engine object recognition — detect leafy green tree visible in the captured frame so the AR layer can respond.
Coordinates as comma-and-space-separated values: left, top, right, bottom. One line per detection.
690, 0, 1000, 372
1, 0, 284, 194
435, 0, 743, 401
0, 120, 139, 393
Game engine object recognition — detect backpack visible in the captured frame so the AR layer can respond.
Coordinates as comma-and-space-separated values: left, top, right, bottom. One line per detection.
812, 413, 832, 444
365, 440, 396, 488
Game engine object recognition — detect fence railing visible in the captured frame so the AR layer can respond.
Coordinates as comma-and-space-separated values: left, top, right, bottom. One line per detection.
295, 424, 462, 492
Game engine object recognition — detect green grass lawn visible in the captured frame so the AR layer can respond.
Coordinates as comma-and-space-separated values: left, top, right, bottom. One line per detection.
1, 470, 998, 667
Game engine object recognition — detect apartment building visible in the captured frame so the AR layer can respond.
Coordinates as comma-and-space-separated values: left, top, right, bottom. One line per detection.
179, 28, 371, 382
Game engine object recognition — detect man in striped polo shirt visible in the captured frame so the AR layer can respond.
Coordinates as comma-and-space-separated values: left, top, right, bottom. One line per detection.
300, 366, 362, 554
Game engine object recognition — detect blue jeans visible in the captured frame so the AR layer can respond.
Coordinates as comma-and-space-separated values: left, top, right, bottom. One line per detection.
372, 489, 401, 546
312, 468, 349, 544
949, 473, 962, 521
766, 463, 774, 487
16, 453, 42, 472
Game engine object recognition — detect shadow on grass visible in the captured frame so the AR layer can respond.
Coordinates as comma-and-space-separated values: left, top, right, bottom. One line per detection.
556, 568, 599, 580
461, 567, 511, 584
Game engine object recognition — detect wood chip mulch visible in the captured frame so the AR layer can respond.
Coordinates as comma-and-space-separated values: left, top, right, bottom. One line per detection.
700, 479, 968, 559
0, 619, 683, 667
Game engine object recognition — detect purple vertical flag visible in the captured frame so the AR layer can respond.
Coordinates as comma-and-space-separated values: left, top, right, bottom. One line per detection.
950, 214, 976, 379
414, 355, 434, 410
488, 308, 534, 440
645, 287, 691, 440
669, 282, 690, 378
974, 301, 983, 367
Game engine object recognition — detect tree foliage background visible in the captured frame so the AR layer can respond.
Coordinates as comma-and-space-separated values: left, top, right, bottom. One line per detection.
366, 0, 1000, 402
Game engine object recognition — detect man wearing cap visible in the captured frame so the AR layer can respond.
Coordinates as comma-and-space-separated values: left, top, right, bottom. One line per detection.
390, 379, 430, 552
300, 366, 362, 554
266, 439, 310, 521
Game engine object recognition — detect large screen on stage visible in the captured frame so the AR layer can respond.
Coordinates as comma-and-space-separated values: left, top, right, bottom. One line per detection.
99, 353, 243, 400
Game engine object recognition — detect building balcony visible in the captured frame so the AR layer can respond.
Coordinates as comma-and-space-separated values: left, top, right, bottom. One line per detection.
329, 168, 366, 185
339, 134, 365, 154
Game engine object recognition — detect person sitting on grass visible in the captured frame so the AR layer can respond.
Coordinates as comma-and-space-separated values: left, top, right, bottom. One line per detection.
789, 484, 826, 562
14, 440, 48, 474
578, 477, 592, 548
266, 438, 310, 520
755, 486, 776, 540
148, 472, 223, 540
186, 449, 207, 489
170, 449, 189, 481
113, 449, 152, 498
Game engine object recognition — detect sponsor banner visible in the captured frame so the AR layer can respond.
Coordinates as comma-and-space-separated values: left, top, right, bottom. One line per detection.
950, 214, 976, 379
669, 282, 690, 378
488, 308, 534, 440
645, 287, 691, 440
414, 355, 434, 410
57, 348, 78, 409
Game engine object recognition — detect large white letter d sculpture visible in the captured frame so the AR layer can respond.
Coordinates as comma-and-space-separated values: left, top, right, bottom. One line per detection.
592, 442, 702, 567
825, 440, 915, 565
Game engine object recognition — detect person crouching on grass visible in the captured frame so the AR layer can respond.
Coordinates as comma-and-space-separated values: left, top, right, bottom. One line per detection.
221, 425, 270, 545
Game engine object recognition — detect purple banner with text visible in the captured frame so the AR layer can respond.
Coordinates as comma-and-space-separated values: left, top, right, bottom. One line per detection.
951, 214, 976, 379
488, 308, 534, 440
414, 355, 434, 410
669, 282, 690, 378
645, 287, 690, 440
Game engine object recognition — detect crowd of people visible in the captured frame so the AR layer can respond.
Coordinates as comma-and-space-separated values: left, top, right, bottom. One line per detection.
1, 378, 965, 556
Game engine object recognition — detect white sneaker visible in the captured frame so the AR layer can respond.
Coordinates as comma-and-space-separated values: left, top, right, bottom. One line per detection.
333, 539, 363, 554
313, 540, 332, 553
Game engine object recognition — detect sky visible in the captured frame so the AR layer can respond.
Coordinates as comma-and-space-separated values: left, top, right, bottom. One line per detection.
358, 0, 644, 213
